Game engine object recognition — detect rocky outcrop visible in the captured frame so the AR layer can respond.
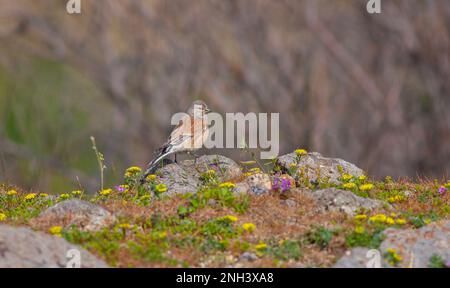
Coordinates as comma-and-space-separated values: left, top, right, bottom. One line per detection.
153, 155, 242, 195
0, 225, 107, 268
379, 220, 450, 268
276, 152, 365, 185
235, 173, 272, 196
297, 188, 386, 216
334, 220, 450, 268
32, 199, 116, 232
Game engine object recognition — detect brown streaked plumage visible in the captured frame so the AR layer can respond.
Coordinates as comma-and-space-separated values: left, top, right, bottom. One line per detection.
141, 100, 210, 181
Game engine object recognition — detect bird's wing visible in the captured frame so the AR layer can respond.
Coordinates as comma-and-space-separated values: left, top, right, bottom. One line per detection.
166, 115, 207, 149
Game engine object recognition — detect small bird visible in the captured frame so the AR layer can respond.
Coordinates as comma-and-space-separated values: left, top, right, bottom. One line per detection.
141, 100, 210, 182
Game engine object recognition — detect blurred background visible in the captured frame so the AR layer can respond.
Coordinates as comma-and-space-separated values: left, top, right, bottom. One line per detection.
0, 0, 449, 193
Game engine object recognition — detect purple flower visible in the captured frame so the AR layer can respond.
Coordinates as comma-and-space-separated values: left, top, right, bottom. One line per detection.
446, 261, 450, 268
281, 178, 291, 193
115, 185, 126, 193
273, 177, 280, 190
438, 186, 447, 195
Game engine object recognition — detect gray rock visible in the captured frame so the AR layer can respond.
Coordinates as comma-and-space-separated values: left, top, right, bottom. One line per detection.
33, 199, 116, 232
0, 224, 108, 268
334, 221, 450, 268
239, 252, 258, 262
235, 173, 272, 196
298, 188, 385, 216
333, 248, 373, 268
154, 155, 242, 195
276, 152, 364, 185
380, 220, 450, 268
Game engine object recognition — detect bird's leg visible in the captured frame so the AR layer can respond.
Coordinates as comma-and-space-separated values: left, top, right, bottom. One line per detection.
174, 154, 177, 163
186, 151, 198, 165
192, 151, 201, 165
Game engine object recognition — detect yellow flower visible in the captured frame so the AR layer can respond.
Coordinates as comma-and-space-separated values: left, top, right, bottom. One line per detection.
249, 167, 261, 174
445, 182, 450, 189
243, 172, 253, 177
242, 222, 256, 233
294, 149, 308, 157
7, 190, 18, 196
342, 182, 357, 190
393, 253, 402, 262
40, 193, 49, 198
155, 231, 167, 239
125, 166, 142, 177
99, 188, 112, 196
205, 170, 216, 176
146, 174, 157, 181
49, 226, 63, 237
386, 217, 395, 225
390, 212, 398, 218
59, 193, 70, 200
354, 214, 367, 221
71, 190, 82, 196
386, 248, 396, 254
140, 195, 151, 201
341, 174, 353, 182
24, 193, 37, 200
354, 226, 365, 234
0, 213, 6, 222
289, 163, 297, 169
222, 215, 238, 222
219, 182, 236, 189
369, 214, 387, 223
386, 248, 402, 263
255, 242, 268, 251
359, 184, 375, 191
395, 218, 406, 225
118, 223, 132, 230
358, 175, 367, 182
387, 195, 405, 203
424, 218, 431, 225
155, 184, 167, 193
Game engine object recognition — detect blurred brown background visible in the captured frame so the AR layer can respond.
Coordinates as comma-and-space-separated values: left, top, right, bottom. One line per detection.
0, 0, 449, 192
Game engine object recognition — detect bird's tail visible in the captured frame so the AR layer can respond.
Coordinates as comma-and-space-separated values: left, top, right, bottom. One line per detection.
140, 146, 173, 183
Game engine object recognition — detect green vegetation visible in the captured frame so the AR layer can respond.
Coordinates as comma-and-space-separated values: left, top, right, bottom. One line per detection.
0, 149, 449, 267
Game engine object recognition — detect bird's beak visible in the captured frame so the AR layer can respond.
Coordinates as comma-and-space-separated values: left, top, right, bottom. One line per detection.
205, 107, 211, 113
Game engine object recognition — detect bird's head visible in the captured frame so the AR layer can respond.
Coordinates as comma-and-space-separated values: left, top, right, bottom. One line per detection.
187, 100, 210, 116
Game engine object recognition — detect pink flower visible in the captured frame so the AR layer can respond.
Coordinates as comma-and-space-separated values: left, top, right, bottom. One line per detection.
438, 186, 447, 195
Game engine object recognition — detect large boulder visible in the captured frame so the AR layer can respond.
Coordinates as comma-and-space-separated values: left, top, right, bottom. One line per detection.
334, 220, 450, 268
31, 199, 116, 232
297, 188, 386, 216
154, 155, 242, 195
379, 220, 450, 268
276, 152, 365, 185
0, 225, 108, 268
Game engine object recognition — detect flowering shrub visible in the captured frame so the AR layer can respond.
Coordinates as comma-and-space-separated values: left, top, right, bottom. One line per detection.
24, 193, 37, 200
272, 176, 292, 194
99, 188, 112, 196
242, 222, 256, 233
385, 248, 402, 266
49, 226, 63, 237
294, 149, 308, 157
218, 182, 236, 189
7, 190, 17, 196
